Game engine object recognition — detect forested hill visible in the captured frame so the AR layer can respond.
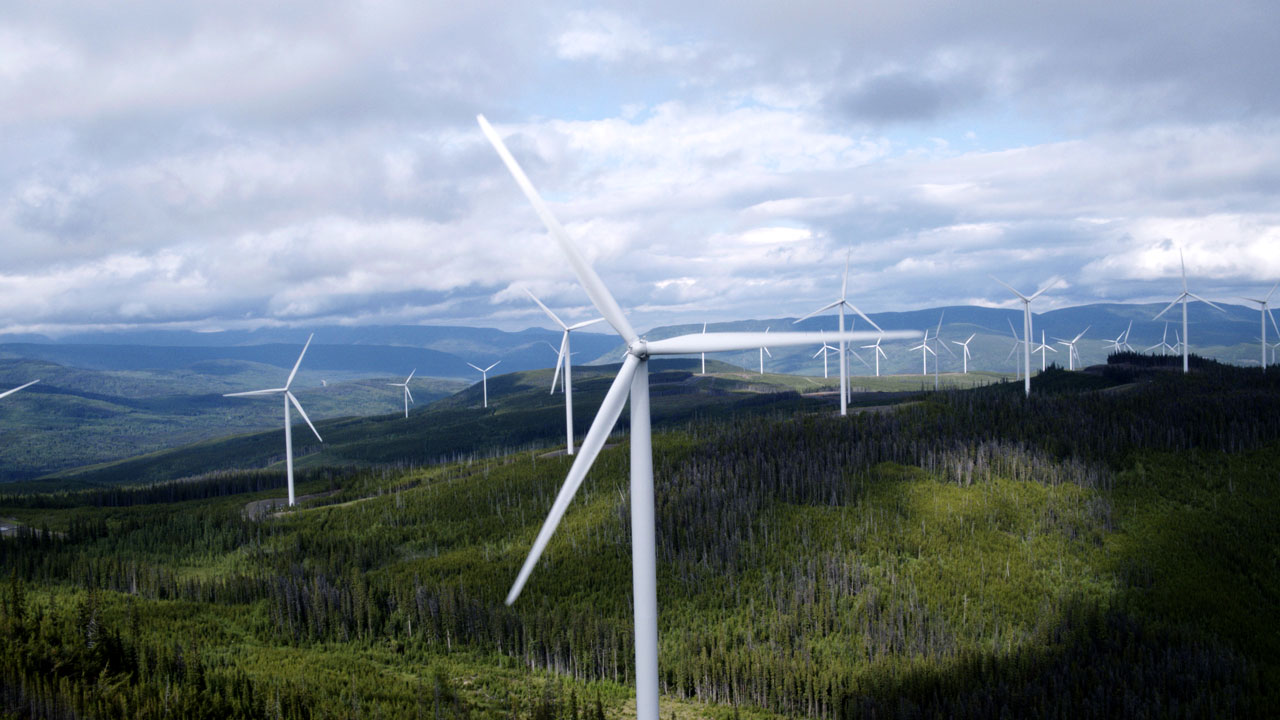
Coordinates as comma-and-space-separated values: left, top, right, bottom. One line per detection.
1, 355, 1278, 718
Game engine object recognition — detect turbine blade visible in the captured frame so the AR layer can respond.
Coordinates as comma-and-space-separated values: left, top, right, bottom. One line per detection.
646, 330, 919, 355
223, 388, 286, 397
287, 392, 323, 442
568, 317, 606, 331
793, 300, 842, 324
507, 354, 640, 605
0, 379, 40, 400
478, 115, 638, 343
405, 387, 414, 404
1266, 281, 1279, 302
485, 360, 502, 372
524, 288, 568, 329
1027, 277, 1061, 301
406, 369, 416, 383
1270, 307, 1280, 338
844, 302, 883, 332
841, 250, 850, 299
1153, 296, 1182, 319
990, 275, 1029, 301
850, 349, 870, 368
763, 346, 772, 358
285, 333, 314, 390
467, 362, 484, 373
550, 334, 567, 393
1187, 292, 1226, 312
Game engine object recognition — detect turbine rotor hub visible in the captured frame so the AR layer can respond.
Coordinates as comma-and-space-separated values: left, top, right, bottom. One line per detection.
628, 339, 649, 359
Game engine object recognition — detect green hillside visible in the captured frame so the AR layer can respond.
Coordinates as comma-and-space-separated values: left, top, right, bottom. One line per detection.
1, 356, 1277, 717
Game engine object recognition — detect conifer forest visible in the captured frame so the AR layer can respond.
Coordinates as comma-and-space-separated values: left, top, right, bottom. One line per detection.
2, 355, 1279, 719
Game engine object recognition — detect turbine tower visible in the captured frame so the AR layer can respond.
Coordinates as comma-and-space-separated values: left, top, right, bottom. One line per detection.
758, 327, 771, 375
1243, 282, 1279, 372
387, 370, 416, 419
526, 289, 605, 455
223, 334, 323, 507
992, 276, 1059, 397
795, 252, 882, 416
1153, 249, 1225, 373
478, 114, 918, 720
467, 361, 501, 408
1055, 327, 1089, 370
0, 379, 40, 400
700, 323, 707, 374
952, 334, 976, 374
860, 336, 887, 377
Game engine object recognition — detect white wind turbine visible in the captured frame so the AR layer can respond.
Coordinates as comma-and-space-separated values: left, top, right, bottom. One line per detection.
387, 369, 416, 419
1145, 323, 1174, 355
0, 379, 40, 400
700, 323, 707, 374
1006, 318, 1025, 380
478, 114, 918, 720
1055, 327, 1089, 370
1243, 282, 1279, 372
952, 334, 976, 374
1154, 249, 1225, 374
758, 327, 771, 375
860, 336, 887, 377
467, 361, 501, 409
930, 312, 955, 390
526, 289, 604, 455
814, 332, 838, 378
223, 334, 323, 507
795, 252, 882, 416
1034, 330, 1058, 371
909, 329, 936, 375
992, 276, 1059, 397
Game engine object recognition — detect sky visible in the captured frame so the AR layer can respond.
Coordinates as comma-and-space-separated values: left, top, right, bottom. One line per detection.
2, 1, 1279, 337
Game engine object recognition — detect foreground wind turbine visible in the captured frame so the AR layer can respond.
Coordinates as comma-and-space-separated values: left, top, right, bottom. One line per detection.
814, 332, 838, 378
527, 289, 605, 455
387, 369, 416, 419
223, 334, 322, 507
478, 114, 918, 720
0, 379, 40, 400
1154, 249, 1225, 374
795, 252, 882, 416
1243, 282, 1279, 372
992, 276, 1059, 397
952, 334, 976, 374
467, 361, 501, 409
1055, 326, 1090, 370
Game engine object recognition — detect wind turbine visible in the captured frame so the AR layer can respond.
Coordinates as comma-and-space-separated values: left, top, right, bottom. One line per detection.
467, 361, 501, 409
526, 289, 605, 455
795, 251, 882, 416
223, 334, 322, 507
931, 312, 955, 390
758, 327, 771, 375
1034, 330, 1058, 371
814, 332, 838, 378
1153, 249, 1225, 374
860, 336, 887, 377
952, 334, 976, 374
1055, 327, 1089, 370
1243, 282, 1279, 372
1006, 318, 1024, 380
0, 379, 40, 400
387, 370, 416, 419
700, 323, 707, 374
1145, 323, 1174, 355
991, 276, 1059, 397
478, 114, 918, 720
909, 329, 936, 375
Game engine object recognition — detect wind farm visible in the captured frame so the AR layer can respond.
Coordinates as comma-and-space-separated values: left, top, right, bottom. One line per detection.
4, 4, 1280, 718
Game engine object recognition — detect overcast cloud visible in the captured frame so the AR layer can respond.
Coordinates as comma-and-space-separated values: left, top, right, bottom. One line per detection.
3, 0, 1279, 335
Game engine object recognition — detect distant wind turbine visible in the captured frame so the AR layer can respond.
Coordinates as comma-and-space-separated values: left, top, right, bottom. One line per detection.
1006, 318, 1024, 380
526, 289, 605, 455
860, 336, 887, 377
1034, 330, 1058, 371
0, 379, 40, 400
909, 329, 936, 375
387, 369, 416, 418
1108, 321, 1135, 353
931, 312, 954, 390
1055, 327, 1089, 370
814, 332, 838, 378
952, 334, 976, 374
758, 327, 771, 375
1243, 282, 1279, 372
1154, 249, 1226, 374
467, 361, 501, 409
795, 251, 882, 416
223, 334, 322, 507
700, 323, 707, 374
992, 276, 1059, 396
1145, 323, 1174, 355
477, 113, 918, 720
